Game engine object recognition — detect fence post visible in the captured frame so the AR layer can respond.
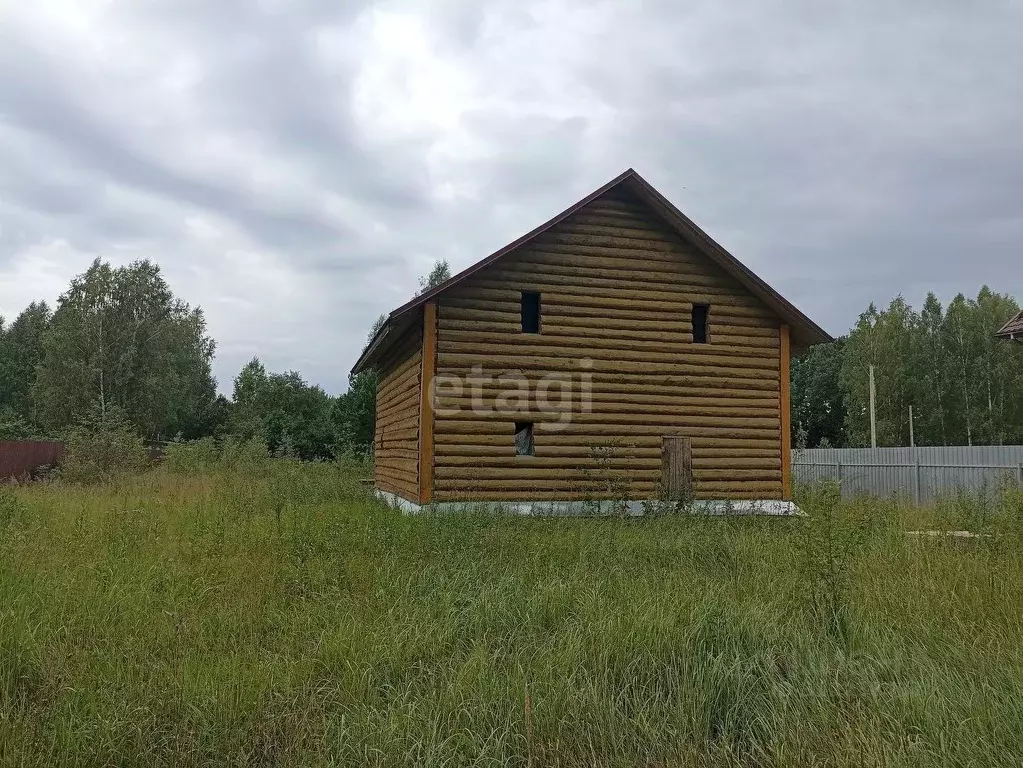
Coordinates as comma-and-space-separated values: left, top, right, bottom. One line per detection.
914, 454, 922, 506
1018, 463, 1023, 487
836, 461, 843, 498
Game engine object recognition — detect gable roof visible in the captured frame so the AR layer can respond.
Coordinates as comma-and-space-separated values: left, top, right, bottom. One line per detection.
997, 310, 1023, 340
352, 168, 832, 374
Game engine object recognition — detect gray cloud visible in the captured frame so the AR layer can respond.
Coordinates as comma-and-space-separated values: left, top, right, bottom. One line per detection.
1, 0, 1020, 393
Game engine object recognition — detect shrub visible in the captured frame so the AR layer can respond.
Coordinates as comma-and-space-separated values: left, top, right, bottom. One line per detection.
59, 405, 148, 484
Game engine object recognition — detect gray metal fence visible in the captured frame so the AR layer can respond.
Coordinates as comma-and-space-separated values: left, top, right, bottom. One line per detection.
793, 446, 1023, 503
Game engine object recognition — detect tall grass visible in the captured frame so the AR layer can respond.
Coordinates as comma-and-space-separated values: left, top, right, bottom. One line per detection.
1, 462, 1022, 766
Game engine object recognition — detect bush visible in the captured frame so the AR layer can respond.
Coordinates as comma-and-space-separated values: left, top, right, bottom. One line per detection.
59, 405, 148, 484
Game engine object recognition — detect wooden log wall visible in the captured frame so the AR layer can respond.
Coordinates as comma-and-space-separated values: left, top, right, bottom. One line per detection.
431, 189, 784, 502
373, 319, 423, 502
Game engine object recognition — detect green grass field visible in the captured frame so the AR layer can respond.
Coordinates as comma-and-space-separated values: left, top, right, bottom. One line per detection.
2, 459, 1022, 767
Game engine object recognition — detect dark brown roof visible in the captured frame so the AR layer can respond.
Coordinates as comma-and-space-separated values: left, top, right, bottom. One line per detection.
352, 168, 833, 374
997, 310, 1023, 340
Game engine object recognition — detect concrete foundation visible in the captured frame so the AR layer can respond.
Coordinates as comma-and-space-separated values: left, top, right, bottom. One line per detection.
374, 489, 801, 516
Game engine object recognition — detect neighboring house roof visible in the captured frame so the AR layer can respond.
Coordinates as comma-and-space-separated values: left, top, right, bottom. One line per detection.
352, 168, 833, 374
997, 310, 1023, 340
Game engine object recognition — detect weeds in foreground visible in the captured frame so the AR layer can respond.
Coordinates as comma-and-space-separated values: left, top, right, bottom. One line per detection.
0, 465, 1022, 766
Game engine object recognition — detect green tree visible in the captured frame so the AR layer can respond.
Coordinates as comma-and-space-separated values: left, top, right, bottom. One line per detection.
333, 370, 378, 457
0, 301, 50, 422
791, 339, 846, 448
34, 259, 216, 438
941, 288, 1022, 446
911, 293, 949, 445
837, 287, 1023, 448
417, 259, 451, 295
229, 358, 335, 460
840, 299, 916, 447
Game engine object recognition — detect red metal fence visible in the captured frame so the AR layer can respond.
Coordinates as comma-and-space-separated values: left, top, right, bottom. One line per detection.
0, 441, 66, 481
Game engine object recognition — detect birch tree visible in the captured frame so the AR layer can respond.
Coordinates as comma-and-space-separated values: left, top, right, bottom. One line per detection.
34, 259, 216, 438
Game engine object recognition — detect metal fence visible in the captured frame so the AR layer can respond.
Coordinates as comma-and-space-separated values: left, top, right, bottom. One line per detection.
0, 440, 66, 481
793, 446, 1023, 503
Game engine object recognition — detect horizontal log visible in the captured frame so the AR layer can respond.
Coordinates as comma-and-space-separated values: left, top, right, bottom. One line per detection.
437, 341, 778, 368
436, 353, 778, 379
378, 396, 417, 415
431, 402, 780, 422
508, 247, 728, 279
695, 469, 782, 481
377, 404, 417, 427
433, 468, 781, 485
430, 381, 778, 404
431, 478, 782, 495
541, 312, 778, 333
537, 229, 683, 254
441, 299, 776, 328
377, 375, 420, 411
377, 427, 418, 441
433, 412, 780, 429
434, 467, 664, 482
377, 385, 418, 410
430, 486, 781, 502
437, 317, 778, 345
434, 455, 778, 470
375, 424, 418, 441
378, 374, 420, 404
434, 444, 779, 459
469, 272, 750, 301
432, 392, 779, 412
377, 451, 417, 462
433, 433, 780, 449
432, 373, 779, 396
437, 312, 779, 340
375, 409, 419, 432
377, 391, 418, 413
567, 211, 670, 233
582, 197, 647, 214
444, 285, 769, 314
577, 205, 648, 222
436, 330, 778, 356
433, 420, 781, 440
555, 218, 677, 241
380, 447, 419, 460
377, 430, 417, 443
377, 428, 417, 441
375, 468, 417, 485
375, 458, 417, 473
490, 260, 733, 290
437, 301, 776, 330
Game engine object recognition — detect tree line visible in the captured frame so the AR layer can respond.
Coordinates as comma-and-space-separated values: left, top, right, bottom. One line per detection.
792, 286, 1023, 448
0, 257, 450, 459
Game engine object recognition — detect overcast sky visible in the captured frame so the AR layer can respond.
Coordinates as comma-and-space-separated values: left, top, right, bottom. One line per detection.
1, 1, 1020, 394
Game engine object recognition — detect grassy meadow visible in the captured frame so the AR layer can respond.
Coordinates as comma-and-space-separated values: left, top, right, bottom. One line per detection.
1, 453, 1023, 767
